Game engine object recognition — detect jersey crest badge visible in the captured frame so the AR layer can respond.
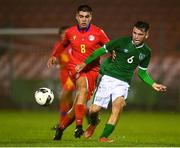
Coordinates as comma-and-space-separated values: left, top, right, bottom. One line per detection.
139, 53, 145, 61
73, 35, 76, 40
88, 35, 95, 41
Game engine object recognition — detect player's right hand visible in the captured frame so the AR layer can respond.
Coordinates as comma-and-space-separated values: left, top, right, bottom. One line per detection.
152, 83, 167, 92
47, 56, 57, 68
75, 63, 86, 73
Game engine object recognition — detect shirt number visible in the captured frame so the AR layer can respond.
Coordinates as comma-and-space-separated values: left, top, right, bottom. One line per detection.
127, 56, 134, 63
80, 44, 86, 53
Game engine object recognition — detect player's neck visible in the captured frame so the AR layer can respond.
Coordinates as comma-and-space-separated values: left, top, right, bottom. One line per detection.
77, 24, 91, 32
131, 40, 144, 49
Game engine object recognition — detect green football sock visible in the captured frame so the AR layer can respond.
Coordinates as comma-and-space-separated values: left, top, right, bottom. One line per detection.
100, 124, 115, 138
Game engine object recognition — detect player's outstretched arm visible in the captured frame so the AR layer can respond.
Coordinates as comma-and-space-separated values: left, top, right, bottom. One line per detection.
138, 68, 167, 92
47, 56, 58, 68
75, 47, 107, 72
152, 83, 167, 92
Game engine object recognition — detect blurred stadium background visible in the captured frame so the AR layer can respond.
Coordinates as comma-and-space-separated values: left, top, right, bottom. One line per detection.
0, 0, 179, 111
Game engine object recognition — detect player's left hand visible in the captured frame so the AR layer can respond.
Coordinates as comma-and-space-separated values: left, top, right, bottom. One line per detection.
152, 83, 167, 92
75, 63, 86, 73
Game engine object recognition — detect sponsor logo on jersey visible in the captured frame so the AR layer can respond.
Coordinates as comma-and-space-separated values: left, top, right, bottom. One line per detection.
88, 35, 95, 41
139, 53, 145, 61
123, 49, 128, 53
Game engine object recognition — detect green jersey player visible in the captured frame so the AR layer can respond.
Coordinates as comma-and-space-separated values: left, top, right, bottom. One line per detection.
76, 21, 167, 143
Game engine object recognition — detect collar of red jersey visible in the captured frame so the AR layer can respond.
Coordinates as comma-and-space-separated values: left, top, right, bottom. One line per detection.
77, 24, 91, 32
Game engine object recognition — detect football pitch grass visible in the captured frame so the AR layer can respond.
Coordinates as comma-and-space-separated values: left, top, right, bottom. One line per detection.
0, 110, 180, 147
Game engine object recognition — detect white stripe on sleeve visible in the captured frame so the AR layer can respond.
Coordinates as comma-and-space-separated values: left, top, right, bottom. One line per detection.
139, 66, 147, 70
103, 45, 108, 53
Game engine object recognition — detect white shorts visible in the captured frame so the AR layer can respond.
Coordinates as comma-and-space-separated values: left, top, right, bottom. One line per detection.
93, 75, 129, 109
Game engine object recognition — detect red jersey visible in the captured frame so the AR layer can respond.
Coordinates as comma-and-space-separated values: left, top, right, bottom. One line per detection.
53, 24, 109, 72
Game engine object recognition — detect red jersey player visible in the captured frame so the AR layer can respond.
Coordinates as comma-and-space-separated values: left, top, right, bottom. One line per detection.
47, 26, 75, 131
47, 5, 109, 140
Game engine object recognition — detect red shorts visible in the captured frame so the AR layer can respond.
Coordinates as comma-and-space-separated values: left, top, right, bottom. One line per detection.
59, 67, 75, 91
67, 62, 99, 100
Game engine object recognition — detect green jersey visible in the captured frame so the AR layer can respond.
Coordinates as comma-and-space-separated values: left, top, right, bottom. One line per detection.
103, 36, 152, 84
99, 57, 112, 75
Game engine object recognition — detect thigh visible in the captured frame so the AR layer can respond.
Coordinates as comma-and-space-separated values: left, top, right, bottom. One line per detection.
110, 78, 129, 101
75, 76, 88, 104
76, 76, 88, 91
92, 76, 112, 109
85, 70, 99, 100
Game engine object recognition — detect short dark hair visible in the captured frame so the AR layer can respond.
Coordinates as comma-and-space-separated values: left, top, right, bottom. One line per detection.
134, 21, 150, 32
77, 4, 92, 14
58, 26, 69, 35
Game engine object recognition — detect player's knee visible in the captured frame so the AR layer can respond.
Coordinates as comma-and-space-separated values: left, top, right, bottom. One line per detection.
119, 98, 126, 108
115, 97, 126, 108
112, 97, 126, 113
89, 104, 101, 113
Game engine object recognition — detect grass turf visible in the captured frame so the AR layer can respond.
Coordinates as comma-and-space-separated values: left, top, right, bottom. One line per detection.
0, 110, 180, 147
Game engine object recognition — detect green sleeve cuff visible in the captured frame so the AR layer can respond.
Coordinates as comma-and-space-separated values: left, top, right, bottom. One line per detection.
85, 47, 107, 64
138, 68, 155, 86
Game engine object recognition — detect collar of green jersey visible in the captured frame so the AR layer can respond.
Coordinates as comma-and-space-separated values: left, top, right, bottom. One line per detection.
131, 40, 144, 49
